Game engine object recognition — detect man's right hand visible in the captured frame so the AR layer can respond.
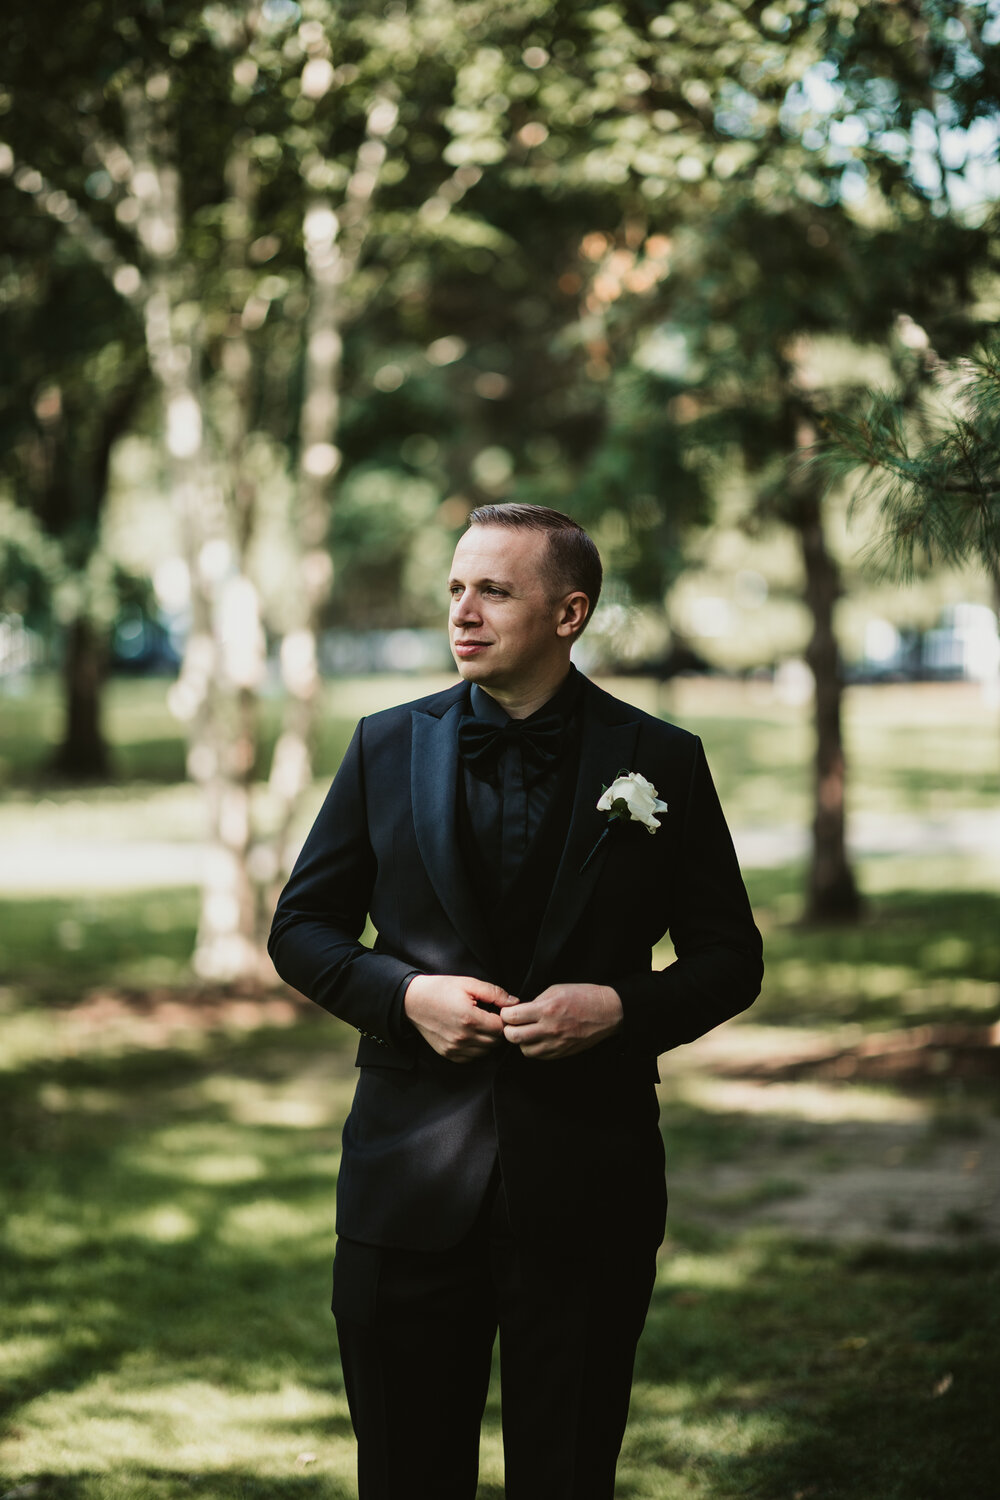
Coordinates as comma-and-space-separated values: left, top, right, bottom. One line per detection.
404, 974, 516, 1062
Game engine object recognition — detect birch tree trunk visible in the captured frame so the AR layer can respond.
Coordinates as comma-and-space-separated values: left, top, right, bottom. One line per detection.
268, 85, 399, 885
121, 78, 266, 981
192, 130, 268, 981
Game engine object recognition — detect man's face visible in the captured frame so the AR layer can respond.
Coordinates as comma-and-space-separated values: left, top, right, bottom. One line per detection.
448, 526, 569, 694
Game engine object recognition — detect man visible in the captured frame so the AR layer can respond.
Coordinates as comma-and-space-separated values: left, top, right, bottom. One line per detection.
268, 503, 763, 1500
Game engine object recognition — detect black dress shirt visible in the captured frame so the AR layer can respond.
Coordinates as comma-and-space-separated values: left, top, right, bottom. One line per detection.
458, 667, 583, 910
391, 667, 583, 1036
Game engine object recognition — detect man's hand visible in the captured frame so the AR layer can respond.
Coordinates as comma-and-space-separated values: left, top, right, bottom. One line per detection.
500, 984, 623, 1060
404, 974, 516, 1062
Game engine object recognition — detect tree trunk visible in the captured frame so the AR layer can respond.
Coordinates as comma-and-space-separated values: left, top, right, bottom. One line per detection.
269, 92, 399, 893
790, 427, 862, 924
267, 190, 341, 884
51, 615, 111, 779
188, 131, 266, 984
120, 78, 264, 982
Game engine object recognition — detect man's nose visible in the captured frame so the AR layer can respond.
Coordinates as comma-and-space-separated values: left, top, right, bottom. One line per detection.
451, 589, 481, 623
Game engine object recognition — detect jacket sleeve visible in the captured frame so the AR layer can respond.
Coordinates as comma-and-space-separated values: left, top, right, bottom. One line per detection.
267, 719, 419, 1049
613, 735, 763, 1057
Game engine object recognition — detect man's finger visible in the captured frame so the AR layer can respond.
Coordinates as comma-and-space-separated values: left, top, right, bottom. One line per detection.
469, 1008, 504, 1037
503, 1021, 541, 1044
470, 980, 515, 1013
499, 1000, 535, 1026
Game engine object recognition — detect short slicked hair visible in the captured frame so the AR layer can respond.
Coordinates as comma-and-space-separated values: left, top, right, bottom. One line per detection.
466, 503, 603, 632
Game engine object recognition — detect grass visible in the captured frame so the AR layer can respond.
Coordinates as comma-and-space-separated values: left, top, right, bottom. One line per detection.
0, 891, 200, 1002
626, 1234, 999, 1500
0, 675, 453, 789
2, 1000, 998, 1499
1, 673, 998, 1496
2, 672, 998, 817
742, 868, 1000, 1030
1, 1024, 358, 1496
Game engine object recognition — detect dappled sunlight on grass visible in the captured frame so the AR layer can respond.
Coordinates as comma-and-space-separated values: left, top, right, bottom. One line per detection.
0, 1331, 62, 1382
615, 1229, 1000, 1499
4, 1371, 353, 1479
178, 1152, 266, 1186
2, 1021, 362, 1491
122, 1205, 201, 1245
745, 866, 1000, 1029
666, 678, 999, 822
3, 987, 998, 1497
656, 1243, 770, 1293
671, 1074, 929, 1123
199, 1069, 357, 1130
220, 1199, 332, 1249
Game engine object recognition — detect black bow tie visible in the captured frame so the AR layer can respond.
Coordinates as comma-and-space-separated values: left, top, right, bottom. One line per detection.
458, 711, 568, 780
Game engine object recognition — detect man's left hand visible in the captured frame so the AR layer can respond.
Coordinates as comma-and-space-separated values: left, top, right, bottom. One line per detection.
499, 984, 623, 1059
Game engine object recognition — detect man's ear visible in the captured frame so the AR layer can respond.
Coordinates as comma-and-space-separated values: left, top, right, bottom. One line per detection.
555, 591, 590, 639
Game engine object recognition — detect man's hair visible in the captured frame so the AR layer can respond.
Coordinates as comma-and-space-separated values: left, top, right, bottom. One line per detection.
465, 503, 603, 632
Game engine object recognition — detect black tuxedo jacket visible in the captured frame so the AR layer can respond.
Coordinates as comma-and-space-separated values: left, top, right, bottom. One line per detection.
268, 674, 763, 1252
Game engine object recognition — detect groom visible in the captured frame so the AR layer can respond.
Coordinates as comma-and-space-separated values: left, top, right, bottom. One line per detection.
268, 503, 763, 1500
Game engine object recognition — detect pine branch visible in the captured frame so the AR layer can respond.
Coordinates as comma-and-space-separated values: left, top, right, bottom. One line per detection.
820, 345, 1000, 581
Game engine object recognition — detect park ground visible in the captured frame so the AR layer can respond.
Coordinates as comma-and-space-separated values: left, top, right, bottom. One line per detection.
1, 675, 998, 1499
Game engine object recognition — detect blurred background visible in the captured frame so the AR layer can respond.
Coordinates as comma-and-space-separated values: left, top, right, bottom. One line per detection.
1, 3, 998, 1498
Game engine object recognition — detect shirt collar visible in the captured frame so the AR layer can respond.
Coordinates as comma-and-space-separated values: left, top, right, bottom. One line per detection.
470, 663, 583, 727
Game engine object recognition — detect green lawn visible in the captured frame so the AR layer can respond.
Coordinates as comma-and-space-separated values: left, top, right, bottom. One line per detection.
1, 674, 998, 1497
2, 995, 997, 1499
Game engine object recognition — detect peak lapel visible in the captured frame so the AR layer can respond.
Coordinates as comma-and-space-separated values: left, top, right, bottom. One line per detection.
519, 691, 640, 998
410, 700, 496, 971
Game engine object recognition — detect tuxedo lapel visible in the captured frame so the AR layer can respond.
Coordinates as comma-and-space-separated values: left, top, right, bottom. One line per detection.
520, 685, 640, 998
410, 696, 496, 971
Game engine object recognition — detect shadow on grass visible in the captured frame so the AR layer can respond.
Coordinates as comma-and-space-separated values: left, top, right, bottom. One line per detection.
4, 1011, 999, 1500
621, 1231, 1000, 1500
0, 1475, 353, 1499
1, 1023, 356, 1436
748, 868, 1000, 1029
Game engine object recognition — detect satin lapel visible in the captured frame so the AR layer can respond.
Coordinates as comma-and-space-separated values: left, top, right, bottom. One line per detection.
410, 700, 495, 970
519, 693, 640, 998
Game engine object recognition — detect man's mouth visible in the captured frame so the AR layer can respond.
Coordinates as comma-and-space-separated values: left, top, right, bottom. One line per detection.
454, 640, 489, 657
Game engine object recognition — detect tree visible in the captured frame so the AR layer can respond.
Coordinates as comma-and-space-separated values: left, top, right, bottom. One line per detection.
0, 0, 521, 977
543, 0, 999, 921
4, 0, 995, 960
0, 187, 149, 776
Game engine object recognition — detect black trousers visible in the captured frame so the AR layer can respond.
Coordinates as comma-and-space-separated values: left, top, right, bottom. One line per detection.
332, 1172, 658, 1500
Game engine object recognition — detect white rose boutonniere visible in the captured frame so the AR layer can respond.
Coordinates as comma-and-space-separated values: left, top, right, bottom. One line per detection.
596, 771, 669, 834
581, 769, 668, 872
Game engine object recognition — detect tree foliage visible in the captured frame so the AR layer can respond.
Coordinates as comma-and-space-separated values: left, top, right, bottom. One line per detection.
2, 0, 998, 949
